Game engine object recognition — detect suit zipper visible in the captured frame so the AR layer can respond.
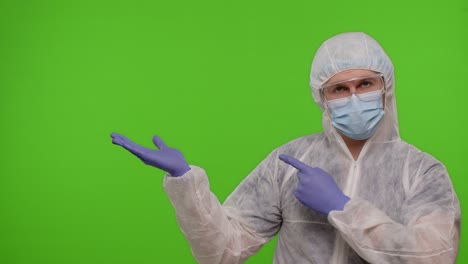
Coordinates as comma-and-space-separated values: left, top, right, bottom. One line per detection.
330, 161, 359, 264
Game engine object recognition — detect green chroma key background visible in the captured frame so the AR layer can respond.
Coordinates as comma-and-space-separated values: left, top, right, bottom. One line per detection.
1, 0, 467, 263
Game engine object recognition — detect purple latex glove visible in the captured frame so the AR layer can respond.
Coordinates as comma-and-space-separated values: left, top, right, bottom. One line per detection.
111, 132, 191, 177
279, 154, 350, 215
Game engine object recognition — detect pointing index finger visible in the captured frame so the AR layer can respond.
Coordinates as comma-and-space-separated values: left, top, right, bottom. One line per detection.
279, 154, 310, 172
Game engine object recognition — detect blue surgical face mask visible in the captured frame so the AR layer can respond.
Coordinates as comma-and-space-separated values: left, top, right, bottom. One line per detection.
327, 90, 384, 140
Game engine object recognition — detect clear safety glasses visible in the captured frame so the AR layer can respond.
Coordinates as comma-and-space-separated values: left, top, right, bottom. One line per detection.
320, 73, 385, 103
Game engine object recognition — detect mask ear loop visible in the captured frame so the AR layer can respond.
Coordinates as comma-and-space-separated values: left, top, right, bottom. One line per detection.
320, 87, 336, 127
380, 74, 387, 112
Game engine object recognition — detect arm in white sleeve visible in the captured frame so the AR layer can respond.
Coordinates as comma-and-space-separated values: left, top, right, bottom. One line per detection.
163, 150, 282, 264
328, 161, 460, 264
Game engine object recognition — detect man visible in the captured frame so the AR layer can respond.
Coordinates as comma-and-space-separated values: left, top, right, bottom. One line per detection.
111, 32, 460, 263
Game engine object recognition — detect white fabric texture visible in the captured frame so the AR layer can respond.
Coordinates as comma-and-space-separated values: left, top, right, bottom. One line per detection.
163, 32, 460, 263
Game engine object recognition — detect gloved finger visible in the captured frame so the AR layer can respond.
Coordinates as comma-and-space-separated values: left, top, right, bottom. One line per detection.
111, 132, 129, 146
152, 135, 168, 150
122, 142, 146, 157
111, 133, 144, 156
111, 133, 136, 148
278, 154, 310, 172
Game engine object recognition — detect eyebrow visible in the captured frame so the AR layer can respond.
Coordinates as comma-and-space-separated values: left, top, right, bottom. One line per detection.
323, 75, 378, 88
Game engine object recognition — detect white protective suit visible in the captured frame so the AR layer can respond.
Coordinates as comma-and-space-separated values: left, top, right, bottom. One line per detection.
163, 32, 461, 264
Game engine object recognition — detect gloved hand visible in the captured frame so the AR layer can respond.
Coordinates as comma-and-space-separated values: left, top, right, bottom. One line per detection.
111, 132, 191, 177
279, 154, 350, 215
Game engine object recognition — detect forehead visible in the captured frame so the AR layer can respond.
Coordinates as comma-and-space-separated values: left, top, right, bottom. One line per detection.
325, 69, 377, 85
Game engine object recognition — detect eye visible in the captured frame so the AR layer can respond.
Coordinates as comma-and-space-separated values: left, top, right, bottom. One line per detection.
358, 80, 374, 90
332, 85, 348, 93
